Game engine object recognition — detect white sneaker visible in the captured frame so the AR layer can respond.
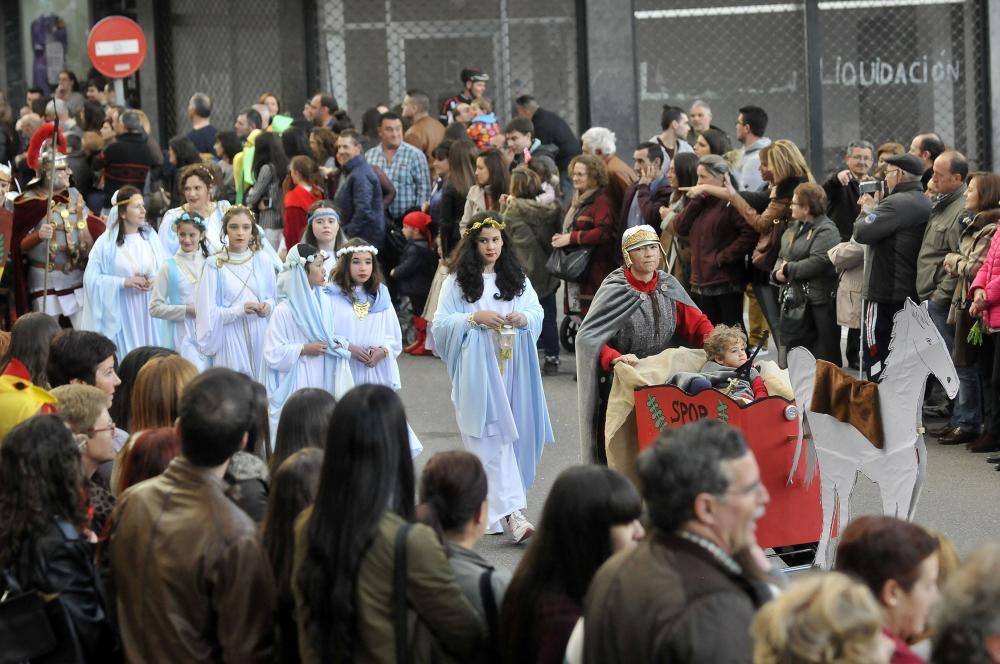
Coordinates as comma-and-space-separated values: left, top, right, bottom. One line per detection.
504, 510, 535, 544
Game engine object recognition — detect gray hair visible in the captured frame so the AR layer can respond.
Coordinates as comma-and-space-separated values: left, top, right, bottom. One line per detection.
845, 140, 874, 155
638, 421, 748, 533
931, 544, 1000, 664
581, 127, 616, 155
690, 99, 711, 114
405, 89, 430, 113
699, 153, 730, 177
189, 92, 211, 118
45, 99, 69, 118
121, 110, 143, 133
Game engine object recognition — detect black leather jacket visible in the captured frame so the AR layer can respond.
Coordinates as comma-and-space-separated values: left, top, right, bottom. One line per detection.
10, 518, 117, 661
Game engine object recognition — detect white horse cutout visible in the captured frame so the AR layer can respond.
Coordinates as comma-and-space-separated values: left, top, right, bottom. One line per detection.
787, 299, 959, 568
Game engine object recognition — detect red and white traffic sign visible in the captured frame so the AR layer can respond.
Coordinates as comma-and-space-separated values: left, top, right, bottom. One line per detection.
87, 16, 147, 79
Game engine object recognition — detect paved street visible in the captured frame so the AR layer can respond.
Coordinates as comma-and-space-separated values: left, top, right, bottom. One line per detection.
399, 342, 1000, 574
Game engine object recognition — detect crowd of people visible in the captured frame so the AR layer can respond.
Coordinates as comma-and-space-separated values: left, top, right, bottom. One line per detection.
2, 62, 1000, 663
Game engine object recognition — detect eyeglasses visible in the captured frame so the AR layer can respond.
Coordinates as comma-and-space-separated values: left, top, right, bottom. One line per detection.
718, 478, 765, 498
89, 421, 116, 435
885, 168, 902, 177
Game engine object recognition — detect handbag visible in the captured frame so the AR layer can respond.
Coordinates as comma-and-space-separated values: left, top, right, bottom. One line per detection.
952, 306, 980, 368
0, 569, 57, 662
752, 218, 786, 272
545, 245, 594, 283
0, 567, 86, 664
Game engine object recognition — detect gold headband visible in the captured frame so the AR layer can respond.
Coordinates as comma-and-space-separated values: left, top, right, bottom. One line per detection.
464, 216, 506, 237
621, 228, 660, 254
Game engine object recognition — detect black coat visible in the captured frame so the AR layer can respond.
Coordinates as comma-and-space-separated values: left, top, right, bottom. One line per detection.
530, 108, 580, 172
99, 132, 153, 207
823, 173, 863, 241
393, 239, 436, 297
9, 519, 117, 661
438, 182, 468, 257
853, 180, 931, 303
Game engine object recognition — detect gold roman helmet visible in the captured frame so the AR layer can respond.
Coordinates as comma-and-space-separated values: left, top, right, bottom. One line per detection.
620, 224, 664, 267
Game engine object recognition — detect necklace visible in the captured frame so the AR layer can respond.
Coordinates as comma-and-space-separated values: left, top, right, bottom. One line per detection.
216, 251, 254, 267
353, 299, 371, 320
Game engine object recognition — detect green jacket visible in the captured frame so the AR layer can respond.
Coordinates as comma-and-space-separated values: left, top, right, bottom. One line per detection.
293, 508, 484, 664
916, 185, 966, 303
501, 195, 562, 297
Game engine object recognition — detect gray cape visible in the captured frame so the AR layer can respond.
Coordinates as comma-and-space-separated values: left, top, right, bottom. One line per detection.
575, 268, 698, 463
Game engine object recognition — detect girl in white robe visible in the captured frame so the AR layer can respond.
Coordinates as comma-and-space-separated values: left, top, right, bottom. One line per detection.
149, 212, 211, 370
328, 239, 422, 456
432, 212, 554, 542
328, 239, 403, 389
264, 243, 353, 436
81, 186, 166, 361
195, 207, 277, 381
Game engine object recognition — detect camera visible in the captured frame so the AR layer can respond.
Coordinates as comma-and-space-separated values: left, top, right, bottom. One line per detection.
858, 179, 883, 196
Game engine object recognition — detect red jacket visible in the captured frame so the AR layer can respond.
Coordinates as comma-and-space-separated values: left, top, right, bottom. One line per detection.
673, 195, 757, 290
567, 189, 618, 316
283, 185, 324, 250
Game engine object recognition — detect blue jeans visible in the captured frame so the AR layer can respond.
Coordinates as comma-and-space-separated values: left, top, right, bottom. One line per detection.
539, 291, 560, 358
927, 299, 981, 431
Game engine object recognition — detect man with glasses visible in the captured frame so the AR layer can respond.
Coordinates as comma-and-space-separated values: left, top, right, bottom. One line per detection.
583, 421, 775, 663
853, 153, 931, 381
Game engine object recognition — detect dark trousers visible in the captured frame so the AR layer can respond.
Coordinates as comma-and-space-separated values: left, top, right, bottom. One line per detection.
538, 291, 560, 357
862, 300, 904, 382
978, 335, 1000, 434
697, 291, 744, 328
845, 327, 860, 367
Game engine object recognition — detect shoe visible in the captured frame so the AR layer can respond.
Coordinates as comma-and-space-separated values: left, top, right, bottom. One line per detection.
404, 317, 433, 356
928, 424, 956, 437
543, 356, 560, 376
939, 429, 980, 446
967, 433, 1000, 453
504, 510, 535, 544
986, 455, 1000, 464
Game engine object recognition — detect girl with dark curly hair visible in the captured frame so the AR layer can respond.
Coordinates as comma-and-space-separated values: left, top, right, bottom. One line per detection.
432, 211, 554, 544
0, 414, 117, 660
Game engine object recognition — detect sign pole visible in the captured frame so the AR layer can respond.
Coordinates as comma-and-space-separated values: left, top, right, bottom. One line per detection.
114, 79, 125, 107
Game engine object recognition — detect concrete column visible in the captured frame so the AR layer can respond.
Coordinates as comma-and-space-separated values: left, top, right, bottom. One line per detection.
583, 0, 638, 151
988, 0, 999, 169
135, 0, 160, 143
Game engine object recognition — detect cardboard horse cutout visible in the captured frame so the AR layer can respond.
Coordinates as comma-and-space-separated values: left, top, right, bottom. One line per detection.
786, 299, 958, 568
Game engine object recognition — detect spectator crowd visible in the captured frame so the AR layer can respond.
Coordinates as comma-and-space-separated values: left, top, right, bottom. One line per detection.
2, 61, 1000, 664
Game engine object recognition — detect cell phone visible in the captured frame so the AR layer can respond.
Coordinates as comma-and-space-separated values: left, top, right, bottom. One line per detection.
858, 180, 881, 195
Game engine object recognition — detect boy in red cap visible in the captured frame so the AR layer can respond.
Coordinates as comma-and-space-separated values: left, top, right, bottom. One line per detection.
391, 210, 437, 355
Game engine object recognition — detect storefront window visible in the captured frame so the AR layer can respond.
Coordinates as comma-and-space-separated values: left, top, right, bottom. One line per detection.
20, 0, 92, 96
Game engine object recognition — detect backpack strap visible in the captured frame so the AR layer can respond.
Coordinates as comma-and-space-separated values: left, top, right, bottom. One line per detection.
478, 568, 499, 649
393, 523, 414, 664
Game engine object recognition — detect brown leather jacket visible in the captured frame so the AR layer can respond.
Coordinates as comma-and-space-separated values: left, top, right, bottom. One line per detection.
108, 456, 276, 663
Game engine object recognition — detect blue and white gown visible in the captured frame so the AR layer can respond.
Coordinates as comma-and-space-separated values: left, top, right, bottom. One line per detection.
82, 224, 166, 361
149, 249, 210, 370
264, 247, 354, 438
195, 248, 276, 381
433, 272, 555, 529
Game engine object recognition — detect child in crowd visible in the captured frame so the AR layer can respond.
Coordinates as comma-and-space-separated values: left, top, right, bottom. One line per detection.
466, 97, 501, 150
693, 324, 768, 403
391, 210, 437, 355
149, 212, 211, 370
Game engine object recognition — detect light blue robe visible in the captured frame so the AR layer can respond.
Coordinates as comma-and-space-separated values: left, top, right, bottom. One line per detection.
81, 223, 166, 360
265, 246, 354, 438
433, 272, 554, 503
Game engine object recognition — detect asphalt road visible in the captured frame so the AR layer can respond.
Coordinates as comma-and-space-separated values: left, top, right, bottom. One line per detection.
399, 342, 1000, 575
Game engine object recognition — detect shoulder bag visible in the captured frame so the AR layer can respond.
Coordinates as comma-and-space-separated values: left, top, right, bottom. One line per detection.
545, 245, 594, 283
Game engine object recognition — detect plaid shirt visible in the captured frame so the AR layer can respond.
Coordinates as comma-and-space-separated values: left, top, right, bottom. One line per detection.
365, 142, 430, 221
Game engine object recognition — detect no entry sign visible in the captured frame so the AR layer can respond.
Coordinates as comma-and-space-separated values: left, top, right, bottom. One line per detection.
87, 16, 147, 79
